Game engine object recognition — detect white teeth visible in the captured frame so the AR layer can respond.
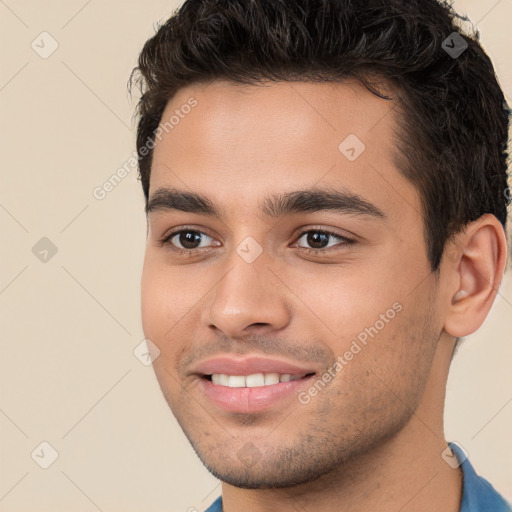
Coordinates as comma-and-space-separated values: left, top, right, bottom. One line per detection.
228, 375, 246, 388
210, 373, 308, 387
246, 373, 265, 387
264, 373, 280, 385
212, 374, 230, 386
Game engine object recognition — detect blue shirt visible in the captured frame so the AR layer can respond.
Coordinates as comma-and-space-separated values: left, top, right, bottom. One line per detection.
204, 442, 511, 511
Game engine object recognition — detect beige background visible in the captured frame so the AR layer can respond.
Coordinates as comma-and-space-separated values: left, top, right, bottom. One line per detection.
0, 1, 511, 511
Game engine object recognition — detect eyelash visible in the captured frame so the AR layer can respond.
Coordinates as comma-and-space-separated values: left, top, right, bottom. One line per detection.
158, 227, 355, 256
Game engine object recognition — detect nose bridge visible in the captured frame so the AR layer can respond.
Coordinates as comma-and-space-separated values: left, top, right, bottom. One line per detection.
203, 248, 290, 336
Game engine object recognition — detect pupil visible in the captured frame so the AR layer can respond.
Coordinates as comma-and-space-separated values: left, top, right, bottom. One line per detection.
180, 231, 201, 249
308, 232, 328, 249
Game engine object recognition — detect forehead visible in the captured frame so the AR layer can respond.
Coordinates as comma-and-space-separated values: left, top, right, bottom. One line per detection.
153, 79, 394, 162
149, 79, 420, 223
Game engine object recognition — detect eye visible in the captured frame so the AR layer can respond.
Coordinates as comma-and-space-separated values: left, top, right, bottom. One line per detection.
158, 227, 355, 257
295, 229, 354, 252
160, 228, 217, 254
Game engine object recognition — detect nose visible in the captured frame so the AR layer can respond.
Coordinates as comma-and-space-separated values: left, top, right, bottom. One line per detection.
201, 255, 291, 339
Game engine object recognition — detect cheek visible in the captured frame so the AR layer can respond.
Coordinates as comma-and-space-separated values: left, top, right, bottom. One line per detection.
354, 285, 440, 402
141, 254, 206, 364
141, 260, 168, 341
140, 256, 185, 367
141, 254, 198, 330
288, 263, 404, 344
141, 261, 183, 399
297, 258, 433, 380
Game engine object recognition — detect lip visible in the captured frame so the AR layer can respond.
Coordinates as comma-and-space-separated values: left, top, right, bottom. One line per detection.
198, 374, 316, 413
192, 355, 316, 376
191, 355, 317, 413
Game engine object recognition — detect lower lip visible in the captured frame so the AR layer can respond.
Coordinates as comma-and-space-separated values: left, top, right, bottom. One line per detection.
199, 376, 315, 413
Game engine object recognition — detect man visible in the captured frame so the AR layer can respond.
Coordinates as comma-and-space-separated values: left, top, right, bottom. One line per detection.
130, 0, 511, 510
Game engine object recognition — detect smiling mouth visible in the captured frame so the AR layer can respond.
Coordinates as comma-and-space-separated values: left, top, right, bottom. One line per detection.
204, 372, 316, 388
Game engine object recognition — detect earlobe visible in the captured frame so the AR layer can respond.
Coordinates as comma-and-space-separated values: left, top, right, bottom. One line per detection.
443, 214, 508, 338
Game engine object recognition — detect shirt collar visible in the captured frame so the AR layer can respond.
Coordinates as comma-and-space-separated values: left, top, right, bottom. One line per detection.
449, 441, 511, 512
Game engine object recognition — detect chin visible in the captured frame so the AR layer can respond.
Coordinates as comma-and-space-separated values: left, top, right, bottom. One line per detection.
192, 442, 340, 490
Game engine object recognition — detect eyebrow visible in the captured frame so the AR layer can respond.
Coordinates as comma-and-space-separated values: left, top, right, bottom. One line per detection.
146, 186, 386, 220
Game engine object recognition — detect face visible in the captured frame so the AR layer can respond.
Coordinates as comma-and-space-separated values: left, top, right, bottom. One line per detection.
141, 80, 444, 488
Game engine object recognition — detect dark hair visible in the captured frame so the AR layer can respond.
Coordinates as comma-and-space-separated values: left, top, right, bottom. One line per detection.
129, 0, 510, 270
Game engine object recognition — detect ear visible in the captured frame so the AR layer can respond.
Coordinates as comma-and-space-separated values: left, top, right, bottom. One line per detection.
442, 214, 508, 338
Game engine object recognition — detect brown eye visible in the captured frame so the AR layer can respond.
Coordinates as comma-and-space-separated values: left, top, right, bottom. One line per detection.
175, 231, 204, 249
296, 229, 354, 252
302, 232, 330, 249
162, 229, 215, 252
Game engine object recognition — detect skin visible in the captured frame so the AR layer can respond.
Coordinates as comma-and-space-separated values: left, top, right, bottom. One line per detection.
141, 80, 508, 512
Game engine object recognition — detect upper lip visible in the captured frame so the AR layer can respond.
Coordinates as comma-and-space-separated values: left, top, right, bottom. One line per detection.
192, 355, 317, 376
